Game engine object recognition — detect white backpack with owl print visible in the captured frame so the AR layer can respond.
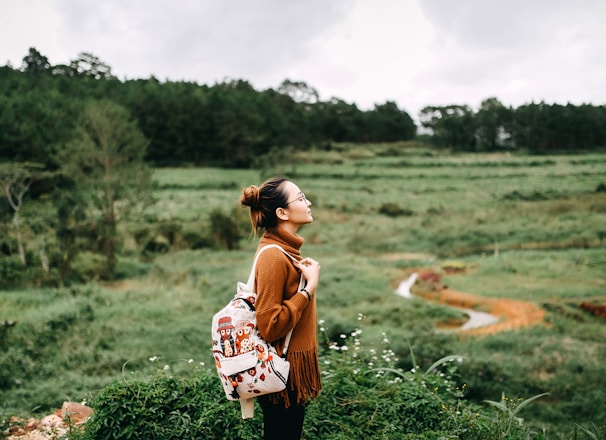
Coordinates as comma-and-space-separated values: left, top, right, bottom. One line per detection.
211, 244, 301, 419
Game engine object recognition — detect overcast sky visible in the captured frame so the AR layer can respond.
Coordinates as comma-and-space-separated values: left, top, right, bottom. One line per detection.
2, 0, 605, 118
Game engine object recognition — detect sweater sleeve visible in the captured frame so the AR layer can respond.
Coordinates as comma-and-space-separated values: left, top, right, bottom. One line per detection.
254, 248, 308, 343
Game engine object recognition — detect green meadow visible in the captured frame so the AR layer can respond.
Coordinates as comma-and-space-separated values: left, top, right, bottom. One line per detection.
1, 143, 605, 437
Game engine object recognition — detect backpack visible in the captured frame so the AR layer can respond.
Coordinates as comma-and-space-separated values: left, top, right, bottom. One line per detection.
211, 244, 302, 418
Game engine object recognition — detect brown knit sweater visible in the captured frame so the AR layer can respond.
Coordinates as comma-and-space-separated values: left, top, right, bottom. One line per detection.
254, 228, 322, 407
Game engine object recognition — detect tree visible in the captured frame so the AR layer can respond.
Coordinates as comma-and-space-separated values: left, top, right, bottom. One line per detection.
0, 162, 52, 269
69, 52, 114, 80
0, 164, 34, 265
53, 184, 94, 281
205, 80, 271, 167
316, 98, 365, 143
277, 80, 319, 104
57, 100, 152, 278
21, 47, 51, 74
512, 102, 550, 152
475, 97, 513, 150
420, 105, 476, 150
366, 101, 416, 142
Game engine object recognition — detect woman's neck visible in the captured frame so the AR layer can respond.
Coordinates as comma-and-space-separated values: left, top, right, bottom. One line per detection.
278, 223, 299, 236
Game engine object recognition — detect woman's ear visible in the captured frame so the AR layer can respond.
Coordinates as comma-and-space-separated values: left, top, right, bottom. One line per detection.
275, 207, 289, 221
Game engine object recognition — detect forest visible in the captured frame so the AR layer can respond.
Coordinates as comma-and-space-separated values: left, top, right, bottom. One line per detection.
2, 47, 606, 170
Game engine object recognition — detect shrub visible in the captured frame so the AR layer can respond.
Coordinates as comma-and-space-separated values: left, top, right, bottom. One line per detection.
441, 260, 467, 274
70, 252, 109, 282
0, 256, 24, 288
81, 361, 261, 440
181, 230, 214, 250
143, 235, 171, 254
378, 203, 414, 217
207, 208, 243, 250
76, 320, 562, 439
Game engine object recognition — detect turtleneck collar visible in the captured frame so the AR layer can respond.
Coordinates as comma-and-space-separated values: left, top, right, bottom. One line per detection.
259, 227, 304, 257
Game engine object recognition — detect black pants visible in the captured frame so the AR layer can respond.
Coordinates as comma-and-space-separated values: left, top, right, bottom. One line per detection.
257, 390, 306, 440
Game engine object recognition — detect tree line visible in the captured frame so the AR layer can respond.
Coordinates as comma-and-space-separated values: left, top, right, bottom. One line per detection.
420, 98, 606, 152
0, 48, 416, 169
3, 48, 606, 170
1, 48, 604, 169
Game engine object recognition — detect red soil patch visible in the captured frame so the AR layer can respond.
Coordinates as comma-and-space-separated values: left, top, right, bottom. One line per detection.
579, 302, 606, 319
417, 287, 546, 336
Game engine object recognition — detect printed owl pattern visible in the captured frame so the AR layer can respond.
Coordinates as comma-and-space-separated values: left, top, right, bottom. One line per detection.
211, 292, 289, 401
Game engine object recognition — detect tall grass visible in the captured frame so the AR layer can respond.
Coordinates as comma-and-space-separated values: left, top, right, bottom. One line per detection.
1, 144, 605, 437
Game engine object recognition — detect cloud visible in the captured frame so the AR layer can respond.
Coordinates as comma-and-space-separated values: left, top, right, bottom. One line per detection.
0, 0, 63, 68
2, 0, 605, 119
415, 0, 606, 110
54, 0, 354, 84
290, 0, 435, 108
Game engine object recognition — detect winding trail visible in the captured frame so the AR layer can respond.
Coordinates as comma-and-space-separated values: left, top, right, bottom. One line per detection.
417, 288, 546, 335
447, 306, 499, 331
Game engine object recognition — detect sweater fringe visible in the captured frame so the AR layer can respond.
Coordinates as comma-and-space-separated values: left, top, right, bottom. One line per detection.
267, 348, 322, 408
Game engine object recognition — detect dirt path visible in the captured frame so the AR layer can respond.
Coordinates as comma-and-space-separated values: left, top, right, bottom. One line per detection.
416, 288, 546, 335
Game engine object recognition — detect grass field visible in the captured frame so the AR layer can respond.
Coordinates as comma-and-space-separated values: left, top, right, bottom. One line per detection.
1, 143, 605, 437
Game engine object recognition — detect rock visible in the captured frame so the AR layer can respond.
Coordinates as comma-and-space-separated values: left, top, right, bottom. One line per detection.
5, 402, 93, 439
57, 401, 93, 425
38, 414, 63, 429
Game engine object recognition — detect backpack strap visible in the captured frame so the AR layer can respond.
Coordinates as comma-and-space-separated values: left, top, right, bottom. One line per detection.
246, 244, 304, 355
240, 398, 255, 419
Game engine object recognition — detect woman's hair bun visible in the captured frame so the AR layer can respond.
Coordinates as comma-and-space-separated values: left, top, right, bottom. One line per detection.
240, 185, 260, 209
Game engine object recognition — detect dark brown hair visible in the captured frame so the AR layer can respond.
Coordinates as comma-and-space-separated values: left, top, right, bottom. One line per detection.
240, 176, 289, 235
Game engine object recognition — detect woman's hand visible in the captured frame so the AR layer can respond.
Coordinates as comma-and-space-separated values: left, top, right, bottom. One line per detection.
294, 258, 321, 294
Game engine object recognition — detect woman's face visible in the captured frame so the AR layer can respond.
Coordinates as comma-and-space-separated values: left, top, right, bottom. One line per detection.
282, 181, 313, 226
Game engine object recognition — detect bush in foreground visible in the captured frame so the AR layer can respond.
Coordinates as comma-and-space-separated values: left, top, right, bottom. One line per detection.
74, 325, 562, 440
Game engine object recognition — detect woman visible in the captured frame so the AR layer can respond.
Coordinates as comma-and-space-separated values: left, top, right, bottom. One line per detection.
240, 176, 322, 440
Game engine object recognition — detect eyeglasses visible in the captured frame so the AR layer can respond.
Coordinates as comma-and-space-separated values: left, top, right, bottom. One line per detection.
286, 192, 307, 205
